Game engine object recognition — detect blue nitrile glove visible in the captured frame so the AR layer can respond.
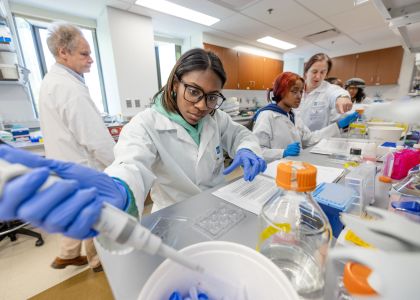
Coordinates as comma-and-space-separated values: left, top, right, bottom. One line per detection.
283, 142, 300, 157
223, 148, 267, 181
0, 145, 128, 239
337, 112, 359, 129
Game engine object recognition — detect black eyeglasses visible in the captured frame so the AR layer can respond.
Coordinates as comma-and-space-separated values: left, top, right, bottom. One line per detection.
180, 80, 225, 109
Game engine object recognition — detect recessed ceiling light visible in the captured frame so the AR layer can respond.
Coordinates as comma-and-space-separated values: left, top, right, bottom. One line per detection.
257, 36, 296, 50
135, 0, 220, 26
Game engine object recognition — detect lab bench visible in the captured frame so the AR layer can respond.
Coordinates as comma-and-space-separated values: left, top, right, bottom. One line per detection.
96, 146, 345, 300
9, 140, 45, 156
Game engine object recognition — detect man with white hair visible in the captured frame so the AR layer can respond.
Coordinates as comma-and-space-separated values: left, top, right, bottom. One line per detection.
39, 22, 115, 272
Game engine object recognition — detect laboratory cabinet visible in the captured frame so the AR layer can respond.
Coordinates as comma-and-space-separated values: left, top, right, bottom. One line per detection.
329, 46, 404, 86
203, 43, 283, 90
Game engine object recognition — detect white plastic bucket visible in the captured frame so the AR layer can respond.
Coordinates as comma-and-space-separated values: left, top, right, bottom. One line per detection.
366, 121, 396, 127
368, 126, 403, 142
138, 241, 299, 300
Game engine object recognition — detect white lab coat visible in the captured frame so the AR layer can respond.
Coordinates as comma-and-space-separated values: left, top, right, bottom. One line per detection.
105, 108, 262, 215
296, 81, 350, 131
39, 63, 115, 170
252, 110, 340, 162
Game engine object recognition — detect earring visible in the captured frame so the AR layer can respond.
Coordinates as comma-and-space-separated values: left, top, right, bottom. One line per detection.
171, 91, 177, 100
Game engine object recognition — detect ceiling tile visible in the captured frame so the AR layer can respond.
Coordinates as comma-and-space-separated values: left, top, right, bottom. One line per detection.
295, 0, 356, 18
350, 26, 399, 45
240, 0, 320, 31
287, 19, 332, 38
327, 2, 387, 34
211, 13, 273, 38
313, 34, 358, 50
211, 0, 260, 10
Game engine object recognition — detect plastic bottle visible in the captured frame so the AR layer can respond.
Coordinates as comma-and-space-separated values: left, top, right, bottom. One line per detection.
257, 161, 332, 299
391, 146, 418, 180
373, 175, 392, 209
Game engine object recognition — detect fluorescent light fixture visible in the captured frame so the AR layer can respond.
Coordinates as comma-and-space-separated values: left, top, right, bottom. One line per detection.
135, 0, 220, 26
257, 36, 296, 50
354, 0, 369, 5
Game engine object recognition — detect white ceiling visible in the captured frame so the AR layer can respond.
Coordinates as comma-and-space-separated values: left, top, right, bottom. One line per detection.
9, 0, 403, 58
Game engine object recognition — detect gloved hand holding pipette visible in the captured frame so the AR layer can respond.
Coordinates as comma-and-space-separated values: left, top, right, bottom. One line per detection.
0, 145, 128, 239
0, 145, 203, 273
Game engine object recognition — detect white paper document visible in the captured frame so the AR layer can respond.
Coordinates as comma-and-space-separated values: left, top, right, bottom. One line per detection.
212, 176, 279, 215
263, 160, 344, 185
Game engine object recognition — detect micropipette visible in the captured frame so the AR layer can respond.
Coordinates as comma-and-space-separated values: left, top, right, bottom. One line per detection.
0, 159, 204, 273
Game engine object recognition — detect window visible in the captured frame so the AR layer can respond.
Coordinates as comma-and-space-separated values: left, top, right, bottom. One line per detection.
154, 40, 181, 89
13, 16, 107, 116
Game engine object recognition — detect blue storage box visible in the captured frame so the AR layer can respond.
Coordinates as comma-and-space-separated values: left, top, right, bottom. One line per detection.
312, 183, 356, 238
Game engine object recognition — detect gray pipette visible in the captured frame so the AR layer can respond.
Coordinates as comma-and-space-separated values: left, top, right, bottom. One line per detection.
0, 159, 204, 273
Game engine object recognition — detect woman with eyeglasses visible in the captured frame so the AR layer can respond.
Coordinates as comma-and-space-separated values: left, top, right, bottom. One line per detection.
252, 72, 358, 163
105, 48, 266, 213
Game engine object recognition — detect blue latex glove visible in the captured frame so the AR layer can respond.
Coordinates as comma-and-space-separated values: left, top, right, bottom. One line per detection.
283, 142, 300, 157
0, 145, 128, 239
223, 148, 267, 181
337, 112, 359, 128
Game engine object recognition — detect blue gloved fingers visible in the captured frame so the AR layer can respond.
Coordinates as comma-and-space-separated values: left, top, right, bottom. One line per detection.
41, 187, 97, 234
17, 180, 80, 227
169, 291, 183, 300
0, 168, 50, 221
63, 199, 103, 239
223, 156, 241, 175
0, 145, 54, 169
247, 157, 259, 181
242, 157, 252, 181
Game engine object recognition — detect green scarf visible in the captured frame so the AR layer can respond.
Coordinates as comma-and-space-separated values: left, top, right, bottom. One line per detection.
152, 93, 204, 145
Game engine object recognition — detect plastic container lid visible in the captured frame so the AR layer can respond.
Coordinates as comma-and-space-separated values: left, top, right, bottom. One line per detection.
312, 183, 355, 211
350, 148, 362, 155
276, 161, 317, 192
343, 262, 377, 296
378, 175, 392, 183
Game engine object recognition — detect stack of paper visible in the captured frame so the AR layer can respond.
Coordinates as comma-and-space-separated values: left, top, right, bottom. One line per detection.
212, 176, 279, 215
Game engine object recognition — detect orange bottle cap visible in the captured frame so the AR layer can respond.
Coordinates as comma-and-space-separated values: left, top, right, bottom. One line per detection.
276, 161, 317, 192
343, 262, 377, 296
355, 108, 364, 114
378, 175, 392, 183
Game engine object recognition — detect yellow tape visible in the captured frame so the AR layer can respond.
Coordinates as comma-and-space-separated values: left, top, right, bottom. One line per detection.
345, 229, 373, 248
256, 223, 291, 251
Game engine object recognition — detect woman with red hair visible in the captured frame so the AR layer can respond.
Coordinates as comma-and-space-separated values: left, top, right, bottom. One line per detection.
252, 72, 358, 162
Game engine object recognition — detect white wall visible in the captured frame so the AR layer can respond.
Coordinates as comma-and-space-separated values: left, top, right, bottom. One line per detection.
96, 7, 158, 117
283, 57, 304, 76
